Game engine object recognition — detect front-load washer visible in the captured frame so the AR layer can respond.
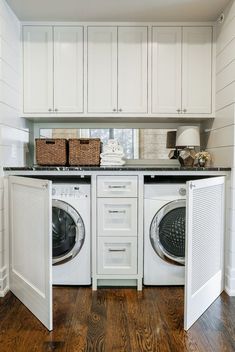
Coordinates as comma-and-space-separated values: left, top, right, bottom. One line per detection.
144, 181, 186, 285
52, 182, 91, 285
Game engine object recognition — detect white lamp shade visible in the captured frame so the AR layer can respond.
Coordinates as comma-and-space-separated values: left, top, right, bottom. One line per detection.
176, 126, 200, 147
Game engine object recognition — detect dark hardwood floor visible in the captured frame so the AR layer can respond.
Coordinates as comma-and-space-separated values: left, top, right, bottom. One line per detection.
0, 287, 235, 352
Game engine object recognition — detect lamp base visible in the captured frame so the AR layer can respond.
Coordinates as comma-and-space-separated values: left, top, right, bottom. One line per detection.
178, 148, 196, 167
168, 149, 180, 160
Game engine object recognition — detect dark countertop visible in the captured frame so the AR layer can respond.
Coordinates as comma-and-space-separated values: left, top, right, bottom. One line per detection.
3, 166, 231, 171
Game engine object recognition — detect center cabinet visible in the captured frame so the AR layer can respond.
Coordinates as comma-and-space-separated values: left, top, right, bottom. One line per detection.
87, 26, 148, 114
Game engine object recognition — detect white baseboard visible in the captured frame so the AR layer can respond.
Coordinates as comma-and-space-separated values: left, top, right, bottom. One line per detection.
225, 285, 235, 296
225, 266, 235, 296
0, 285, 9, 297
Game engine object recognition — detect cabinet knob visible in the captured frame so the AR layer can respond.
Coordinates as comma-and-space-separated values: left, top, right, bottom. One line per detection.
183, 109, 187, 113
119, 109, 122, 112
48, 108, 52, 112
54, 108, 58, 112
113, 108, 117, 112
177, 109, 181, 113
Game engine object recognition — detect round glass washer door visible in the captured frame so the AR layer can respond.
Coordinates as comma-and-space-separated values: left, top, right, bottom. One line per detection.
52, 199, 85, 265
150, 199, 186, 265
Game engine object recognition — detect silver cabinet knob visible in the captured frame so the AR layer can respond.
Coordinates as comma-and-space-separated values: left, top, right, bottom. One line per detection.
54, 108, 58, 112
183, 109, 187, 113
119, 109, 122, 112
48, 108, 52, 112
177, 109, 181, 113
113, 108, 117, 112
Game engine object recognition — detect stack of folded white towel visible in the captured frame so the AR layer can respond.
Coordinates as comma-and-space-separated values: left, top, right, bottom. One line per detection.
100, 139, 126, 166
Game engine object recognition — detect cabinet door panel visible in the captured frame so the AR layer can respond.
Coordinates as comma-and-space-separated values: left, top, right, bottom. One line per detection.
184, 177, 225, 330
54, 26, 84, 113
152, 27, 182, 114
182, 27, 212, 114
9, 176, 52, 330
23, 26, 53, 113
118, 27, 148, 113
87, 27, 117, 113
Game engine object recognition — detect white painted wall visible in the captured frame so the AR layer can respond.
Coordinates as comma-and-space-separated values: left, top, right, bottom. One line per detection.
0, 0, 29, 296
202, 0, 235, 295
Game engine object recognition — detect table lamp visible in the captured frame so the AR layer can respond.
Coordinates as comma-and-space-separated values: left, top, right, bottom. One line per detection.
175, 126, 200, 167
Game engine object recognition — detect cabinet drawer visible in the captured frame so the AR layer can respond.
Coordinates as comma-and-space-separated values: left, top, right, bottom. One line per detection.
97, 176, 138, 197
97, 198, 137, 236
97, 237, 137, 275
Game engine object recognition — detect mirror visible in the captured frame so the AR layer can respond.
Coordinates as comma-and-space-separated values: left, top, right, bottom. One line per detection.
39, 128, 176, 160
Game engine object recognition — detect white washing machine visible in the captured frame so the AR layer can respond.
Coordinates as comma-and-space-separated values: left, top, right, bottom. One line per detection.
144, 181, 186, 285
52, 182, 91, 285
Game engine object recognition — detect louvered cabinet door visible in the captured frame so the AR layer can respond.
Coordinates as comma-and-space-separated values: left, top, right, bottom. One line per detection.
184, 176, 225, 330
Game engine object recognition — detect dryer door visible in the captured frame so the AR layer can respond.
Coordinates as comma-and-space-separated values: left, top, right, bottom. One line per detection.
52, 199, 85, 265
150, 199, 186, 265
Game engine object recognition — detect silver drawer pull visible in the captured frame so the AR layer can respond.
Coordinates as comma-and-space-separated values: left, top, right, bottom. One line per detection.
108, 248, 126, 252
108, 185, 126, 189
108, 210, 126, 214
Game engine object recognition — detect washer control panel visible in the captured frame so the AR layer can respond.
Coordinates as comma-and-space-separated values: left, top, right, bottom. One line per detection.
52, 185, 88, 198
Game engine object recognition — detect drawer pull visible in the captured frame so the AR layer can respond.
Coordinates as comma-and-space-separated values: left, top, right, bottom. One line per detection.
108, 185, 126, 189
108, 248, 126, 252
108, 210, 126, 214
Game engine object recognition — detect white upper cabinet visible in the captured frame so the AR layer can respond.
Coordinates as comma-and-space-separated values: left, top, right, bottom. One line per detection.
118, 27, 148, 113
87, 27, 118, 113
23, 25, 84, 114
87, 26, 148, 114
152, 27, 182, 114
182, 27, 212, 114
23, 26, 53, 113
151, 26, 213, 115
54, 27, 84, 113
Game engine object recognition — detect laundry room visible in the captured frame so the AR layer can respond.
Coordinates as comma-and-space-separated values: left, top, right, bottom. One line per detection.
0, 0, 235, 351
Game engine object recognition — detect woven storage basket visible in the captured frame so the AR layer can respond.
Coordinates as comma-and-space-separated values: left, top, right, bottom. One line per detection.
36, 139, 68, 166
69, 138, 101, 166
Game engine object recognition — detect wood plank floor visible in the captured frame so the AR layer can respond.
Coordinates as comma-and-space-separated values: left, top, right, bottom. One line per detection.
0, 287, 235, 352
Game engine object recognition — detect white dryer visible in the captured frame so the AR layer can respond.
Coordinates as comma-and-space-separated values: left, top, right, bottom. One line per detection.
52, 182, 91, 285
144, 181, 186, 285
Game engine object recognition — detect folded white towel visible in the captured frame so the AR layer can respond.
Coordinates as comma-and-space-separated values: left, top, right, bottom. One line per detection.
100, 152, 125, 158
101, 160, 126, 166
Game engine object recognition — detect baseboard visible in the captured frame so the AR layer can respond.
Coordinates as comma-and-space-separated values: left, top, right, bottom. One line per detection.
0, 285, 9, 297
225, 267, 235, 296
225, 285, 235, 296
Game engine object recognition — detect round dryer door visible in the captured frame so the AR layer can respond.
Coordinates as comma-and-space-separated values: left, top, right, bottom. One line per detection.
150, 199, 186, 265
52, 199, 85, 265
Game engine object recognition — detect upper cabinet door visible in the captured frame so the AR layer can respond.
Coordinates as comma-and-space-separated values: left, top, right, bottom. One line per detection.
182, 27, 212, 114
23, 26, 53, 113
54, 27, 84, 113
118, 27, 148, 113
152, 27, 182, 114
184, 177, 225, 330
9, 176, 53, 331
87, 27, 118, 113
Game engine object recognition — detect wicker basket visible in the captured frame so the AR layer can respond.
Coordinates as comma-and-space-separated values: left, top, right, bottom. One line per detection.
69, 138, 101, 166
36, 139, 68, 166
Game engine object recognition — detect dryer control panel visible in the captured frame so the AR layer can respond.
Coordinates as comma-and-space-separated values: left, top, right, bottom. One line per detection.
52, 184, 89, 198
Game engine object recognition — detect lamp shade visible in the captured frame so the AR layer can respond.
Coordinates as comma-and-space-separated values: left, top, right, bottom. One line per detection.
175, 126, 200, 147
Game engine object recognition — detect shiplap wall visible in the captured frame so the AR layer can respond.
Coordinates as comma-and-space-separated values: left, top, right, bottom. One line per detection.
202, 0, 235, 295
0, 0, 29, 296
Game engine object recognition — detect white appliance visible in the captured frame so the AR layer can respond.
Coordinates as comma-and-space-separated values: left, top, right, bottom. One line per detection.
144, 181, 186, 285
52, 182, 91, 285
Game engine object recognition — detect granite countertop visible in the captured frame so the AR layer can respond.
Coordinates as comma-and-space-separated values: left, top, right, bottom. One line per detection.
3, 166, 231, 171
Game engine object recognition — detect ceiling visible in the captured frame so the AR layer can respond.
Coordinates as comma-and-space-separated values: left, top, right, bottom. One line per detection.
6, 0, 230, 22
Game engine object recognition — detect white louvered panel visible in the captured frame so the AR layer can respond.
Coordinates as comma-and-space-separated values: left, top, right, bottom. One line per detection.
184, 176, 225, 331
191, 185, 223, 295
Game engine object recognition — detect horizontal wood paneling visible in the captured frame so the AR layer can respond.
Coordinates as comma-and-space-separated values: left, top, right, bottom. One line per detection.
217, 39, 235, 74
216, 82, 235, 111
206, 146, 234, 167
216, 60, 235, 93
204, 125, 234, 149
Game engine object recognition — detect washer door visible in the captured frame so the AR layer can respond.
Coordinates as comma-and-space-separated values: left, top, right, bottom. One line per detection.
52, 199, 85, 265
150, 199, 186, 265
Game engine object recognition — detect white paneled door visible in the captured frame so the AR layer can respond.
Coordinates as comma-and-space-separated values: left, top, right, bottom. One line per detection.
182, 27, 212, 114
23, 26, 53, 113
118, 27, 148, 113
54, 27, 84, 113
87, 26, 118, 113
9, 176, 53, 331
184, 177, 225, 330
152, 27, 182, 114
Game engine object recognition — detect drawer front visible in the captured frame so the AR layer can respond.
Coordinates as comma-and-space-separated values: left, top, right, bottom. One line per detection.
97, 176, 138, 197
97, 198, 138, 236
97, 237, 137, 275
